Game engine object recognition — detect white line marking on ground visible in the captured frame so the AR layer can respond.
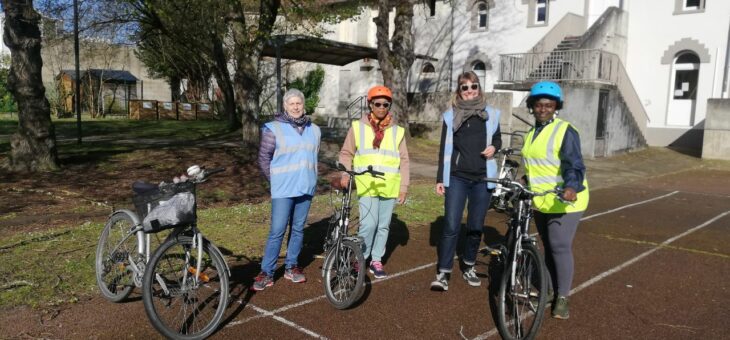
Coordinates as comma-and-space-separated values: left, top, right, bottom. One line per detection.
228, 191, 682, 337
245, 304, 328, 339
472, 209, 730, 340
580, 191, 678, 221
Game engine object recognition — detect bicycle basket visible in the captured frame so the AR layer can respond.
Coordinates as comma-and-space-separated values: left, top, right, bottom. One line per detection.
132, 181, 196, 233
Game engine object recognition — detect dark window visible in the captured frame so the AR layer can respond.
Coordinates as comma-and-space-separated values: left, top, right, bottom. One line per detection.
685, 0, 701, 8
534, 0, 548, 24
478, 3, 488, 28
676, 53, 699, 64
673, 52, 699, 100
472, 61, 486, 71
674, 70, 698, 100
422, 63, 435, 73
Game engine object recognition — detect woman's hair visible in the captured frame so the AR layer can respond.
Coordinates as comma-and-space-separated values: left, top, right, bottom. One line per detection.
452, 71, 482, 105
283, 88, 305, 105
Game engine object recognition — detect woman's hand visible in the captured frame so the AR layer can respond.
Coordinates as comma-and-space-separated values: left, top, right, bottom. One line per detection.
480, 145, 496, 159
339, 173, 350, 189
562, 187, 578, 201
435, 183, 445, 196
398, 192, 407, 205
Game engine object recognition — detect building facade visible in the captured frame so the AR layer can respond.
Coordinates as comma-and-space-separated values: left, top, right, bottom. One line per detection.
279, 0, 729, 156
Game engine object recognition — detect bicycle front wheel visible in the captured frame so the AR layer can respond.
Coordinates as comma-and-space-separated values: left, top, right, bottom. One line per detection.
95, 211, 138, 302
142, 235, 229, 340
323, 239, 366, 309
496, 242, 548, 340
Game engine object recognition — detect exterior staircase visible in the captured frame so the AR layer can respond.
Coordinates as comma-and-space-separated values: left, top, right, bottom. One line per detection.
527, 36, 580, 80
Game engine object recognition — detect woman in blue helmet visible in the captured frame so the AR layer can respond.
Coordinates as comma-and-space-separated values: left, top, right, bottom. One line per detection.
522, 81, 589, 319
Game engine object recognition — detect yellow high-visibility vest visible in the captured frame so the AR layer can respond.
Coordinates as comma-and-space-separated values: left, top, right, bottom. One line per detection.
352, 120, 404, 198
522, 118, 589, 213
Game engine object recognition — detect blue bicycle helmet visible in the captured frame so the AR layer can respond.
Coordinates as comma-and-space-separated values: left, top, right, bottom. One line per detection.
527, 81, 563, 110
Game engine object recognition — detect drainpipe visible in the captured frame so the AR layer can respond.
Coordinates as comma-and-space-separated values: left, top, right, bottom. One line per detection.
449, 2, 454, 92
722, 20, 730, 98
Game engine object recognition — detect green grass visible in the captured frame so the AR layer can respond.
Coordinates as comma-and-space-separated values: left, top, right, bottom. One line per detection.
0, 182, 444, 309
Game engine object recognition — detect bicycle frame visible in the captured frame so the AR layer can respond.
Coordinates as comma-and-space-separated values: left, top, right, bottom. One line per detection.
143, 177, 232, 295
504, 191, 536, 288
327, 170, 358, 258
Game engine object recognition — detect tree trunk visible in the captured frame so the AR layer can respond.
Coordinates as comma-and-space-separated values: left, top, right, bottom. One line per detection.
170, 75, 181, 102
231, 0, 280, 144
2, 0, 59, 172
211, 33, 240, 131
375, 0, 415, 136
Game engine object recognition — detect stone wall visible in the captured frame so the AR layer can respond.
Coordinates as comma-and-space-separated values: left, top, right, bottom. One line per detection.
702, 99, 730, 160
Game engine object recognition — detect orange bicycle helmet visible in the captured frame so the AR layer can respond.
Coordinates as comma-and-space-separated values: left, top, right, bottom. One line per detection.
367, 85, 392, 101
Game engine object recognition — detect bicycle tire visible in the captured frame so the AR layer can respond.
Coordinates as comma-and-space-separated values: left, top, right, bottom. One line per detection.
95, 210, 139, 302
142, 235, 229, 340
323, 239, 366, 309
496, 242, 548, 340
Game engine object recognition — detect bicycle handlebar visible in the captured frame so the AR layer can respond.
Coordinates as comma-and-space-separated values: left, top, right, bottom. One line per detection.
483, 177, 574, 205
336, 163, 385, 179
497, 148, 521, 156
194, 167, 226, 183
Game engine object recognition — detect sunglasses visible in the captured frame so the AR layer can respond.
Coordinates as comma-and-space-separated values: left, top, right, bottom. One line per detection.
460, 83, 479, 91
372, 102, 391, 108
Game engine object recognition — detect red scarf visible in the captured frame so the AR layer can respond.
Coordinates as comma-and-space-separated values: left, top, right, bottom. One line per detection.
368, 112, 392, 149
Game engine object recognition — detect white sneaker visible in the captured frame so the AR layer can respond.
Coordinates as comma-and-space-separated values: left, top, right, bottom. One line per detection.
462, 266, 481, 287
430, 272, 449, 291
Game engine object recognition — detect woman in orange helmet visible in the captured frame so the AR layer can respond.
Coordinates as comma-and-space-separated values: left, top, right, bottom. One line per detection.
338, 85, 410, 279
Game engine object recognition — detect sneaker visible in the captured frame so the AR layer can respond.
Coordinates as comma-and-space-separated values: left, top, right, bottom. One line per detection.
369, 261, 387, 279
284, 267, 307, 283
552, 295, 570, 319
462, 266, 481, 287
251, 272, 274, 291
430, 272, 449, 291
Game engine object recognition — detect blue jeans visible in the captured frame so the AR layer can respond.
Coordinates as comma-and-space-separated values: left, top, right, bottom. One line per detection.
260, 195, 313, 275
437, 175, 492, 273
358, 196, 396, 262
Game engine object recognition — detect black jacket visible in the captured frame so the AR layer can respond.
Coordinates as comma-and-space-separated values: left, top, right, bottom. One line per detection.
437, 115, 502, 183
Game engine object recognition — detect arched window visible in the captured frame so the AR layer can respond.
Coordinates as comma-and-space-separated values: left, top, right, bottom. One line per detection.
667, 51, 700, 126
422, 62, 436, 74
471, 1, 490, 31
472, 61, 486, 87
672, 52, 699, 100
478, 2, 488, 28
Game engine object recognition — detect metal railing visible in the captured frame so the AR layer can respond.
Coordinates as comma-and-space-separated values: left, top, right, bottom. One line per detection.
499, 49, 648, 136
346, 95, 365, 120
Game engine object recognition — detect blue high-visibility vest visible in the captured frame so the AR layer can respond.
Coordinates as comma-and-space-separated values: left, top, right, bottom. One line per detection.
265, 121, 321, 198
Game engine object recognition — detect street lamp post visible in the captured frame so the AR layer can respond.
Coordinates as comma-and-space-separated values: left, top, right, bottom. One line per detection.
74, 0, 82, 144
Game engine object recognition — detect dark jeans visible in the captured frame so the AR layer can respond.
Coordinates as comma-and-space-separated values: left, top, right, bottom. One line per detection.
437, 175, 492, 273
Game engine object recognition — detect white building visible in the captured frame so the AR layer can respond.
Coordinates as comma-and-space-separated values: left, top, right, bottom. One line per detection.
278, 0, 729, 157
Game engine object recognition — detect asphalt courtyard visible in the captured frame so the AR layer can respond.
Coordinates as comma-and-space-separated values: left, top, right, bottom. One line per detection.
4, 148, 729, 339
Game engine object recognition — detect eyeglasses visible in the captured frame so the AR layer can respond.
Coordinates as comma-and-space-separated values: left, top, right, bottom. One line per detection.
460, 83, 479, 92
372, 102, 391, 108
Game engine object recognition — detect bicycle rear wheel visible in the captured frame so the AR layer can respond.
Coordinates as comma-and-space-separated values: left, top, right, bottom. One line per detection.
323, 239, 366, 309
95, 211, 138, 302
142, 235, 229, 340
496, 242, 547, 340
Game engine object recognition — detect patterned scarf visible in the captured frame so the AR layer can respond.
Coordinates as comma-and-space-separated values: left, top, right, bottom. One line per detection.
368, 112, 392, 149
279, 111, 310, 134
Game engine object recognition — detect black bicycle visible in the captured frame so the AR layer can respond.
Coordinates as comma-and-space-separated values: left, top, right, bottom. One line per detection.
321, 163, 383, 309
484, 178, 567, 340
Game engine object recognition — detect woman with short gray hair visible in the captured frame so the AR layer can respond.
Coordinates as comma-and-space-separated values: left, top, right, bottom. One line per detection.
254, 88, 321, 291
